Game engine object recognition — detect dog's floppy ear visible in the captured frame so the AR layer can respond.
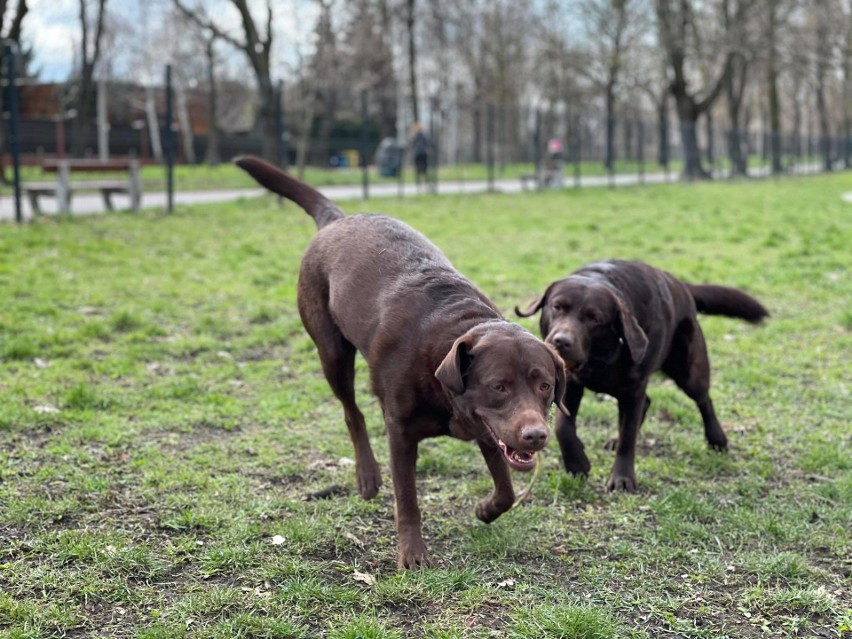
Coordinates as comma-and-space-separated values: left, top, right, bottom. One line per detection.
515, 283, 554, 317
435, 334, 475, 395
545, 343, 571, 416
614, 294, 648, 363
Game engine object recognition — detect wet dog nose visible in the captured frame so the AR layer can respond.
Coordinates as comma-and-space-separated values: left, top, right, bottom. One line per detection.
552, 333, 573, 350
520, 424, 549, 448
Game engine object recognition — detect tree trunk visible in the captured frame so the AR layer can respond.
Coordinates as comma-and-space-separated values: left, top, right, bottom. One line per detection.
176, 85, 195, 164
406, 0, 419, 123
844, 0, 851, 168
0, 0, 29, 184
73, 0, 107, 158
815, 3, 832, 171
145, 85, 163, 161
672, 88, 708, 179
72, 66, 95, 157
605, 82, 616, 169
204, 38, 220, 166
726, 55, 748, 176
657, 92, 669, 168
767, 0, 782, 173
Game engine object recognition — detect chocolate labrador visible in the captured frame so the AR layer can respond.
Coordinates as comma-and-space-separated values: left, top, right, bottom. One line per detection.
236, 157, 567, 568
516, 259, 768, 491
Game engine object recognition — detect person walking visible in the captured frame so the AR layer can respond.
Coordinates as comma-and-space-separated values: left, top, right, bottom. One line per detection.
410, 123, 431, 190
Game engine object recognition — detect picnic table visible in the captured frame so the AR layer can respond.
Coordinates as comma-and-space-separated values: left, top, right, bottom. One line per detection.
24, 159, 142, 215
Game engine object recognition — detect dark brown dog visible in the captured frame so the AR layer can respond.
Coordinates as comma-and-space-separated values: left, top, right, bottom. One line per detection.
516, 259, 768, 492
236, 157, 567, 569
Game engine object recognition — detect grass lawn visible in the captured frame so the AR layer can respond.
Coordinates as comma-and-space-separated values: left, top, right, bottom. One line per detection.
1, 173, 850, 638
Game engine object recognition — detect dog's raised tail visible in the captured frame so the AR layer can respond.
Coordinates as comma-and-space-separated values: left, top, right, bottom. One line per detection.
687, 284, 769, 324
235, 155, 344, 230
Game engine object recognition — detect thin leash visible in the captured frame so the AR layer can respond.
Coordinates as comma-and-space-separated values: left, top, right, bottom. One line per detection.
510, 449, 544, 510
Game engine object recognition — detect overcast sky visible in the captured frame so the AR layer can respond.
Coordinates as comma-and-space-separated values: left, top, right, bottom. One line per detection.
25, 0, 320, 83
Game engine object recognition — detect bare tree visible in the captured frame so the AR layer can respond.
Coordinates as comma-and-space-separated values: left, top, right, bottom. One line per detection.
71, 0, 108, 157
813, 0, 832, 170
173, 0, 277, 160
310, 0, 340, 166
0, 0, 28, 183
342, 0, 398, 137
576, 0, 639, 169
406, 0, 419, 123
844, 0, 851, 166
203, 35, 221, 166
719, 0, 755, 176
656, 0, 748, 178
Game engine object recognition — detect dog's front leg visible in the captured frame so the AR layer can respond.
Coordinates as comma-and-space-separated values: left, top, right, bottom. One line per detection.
387, 426, 430, 569
475, 437, 515, 523
606, 387, 648, 492
556, 382, 590, 476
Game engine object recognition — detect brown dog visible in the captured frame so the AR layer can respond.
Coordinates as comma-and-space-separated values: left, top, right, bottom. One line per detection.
236, 157, 567, 568
516, 259, 768, 491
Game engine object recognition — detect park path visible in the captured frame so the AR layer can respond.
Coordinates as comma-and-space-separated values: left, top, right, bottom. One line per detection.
0, 172, 675, 222
0, 163, 830, 222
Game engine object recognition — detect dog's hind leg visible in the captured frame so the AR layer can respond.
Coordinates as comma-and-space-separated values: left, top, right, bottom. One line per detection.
662, 319, 728, 451
299, 287, 382, 500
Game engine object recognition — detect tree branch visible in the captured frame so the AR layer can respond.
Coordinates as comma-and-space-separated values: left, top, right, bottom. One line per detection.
172, 0, 246, 51
8, 0, 28, 42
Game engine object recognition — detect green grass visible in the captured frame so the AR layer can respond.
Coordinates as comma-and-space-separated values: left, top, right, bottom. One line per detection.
1, 173, 851, 638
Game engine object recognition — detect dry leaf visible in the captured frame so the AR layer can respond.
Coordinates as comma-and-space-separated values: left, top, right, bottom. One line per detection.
270, 535, 285, 545
34, 405, 60, 414
344, 532, 364, 548
353, 570, 375, 586
495, 577, 516, 588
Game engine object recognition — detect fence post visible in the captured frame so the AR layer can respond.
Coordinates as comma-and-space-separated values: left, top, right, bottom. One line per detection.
605, 114, 614, 172
486, 103, 495, 192
275, 79, 286, 169
533, 108, 542, 189
638, 120, 645, 185
573, 115, 581, 188
164, 64, 174, 214
430, 95, 439, 193
360, 89, 369, 200
3, 43, 22, 223
705, 113, 714, 175
659, 116, 669, 182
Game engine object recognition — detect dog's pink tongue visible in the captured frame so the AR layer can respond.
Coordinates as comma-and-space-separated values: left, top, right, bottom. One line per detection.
497, 439, 537, 471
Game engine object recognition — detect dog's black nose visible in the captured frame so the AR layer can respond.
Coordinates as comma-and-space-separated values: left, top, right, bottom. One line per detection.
552, 333, 573, 350
520, 424, 549, 447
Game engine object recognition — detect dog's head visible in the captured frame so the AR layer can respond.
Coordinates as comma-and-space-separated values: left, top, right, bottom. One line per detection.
434, 322, 566, 472
515, 277, 648, 372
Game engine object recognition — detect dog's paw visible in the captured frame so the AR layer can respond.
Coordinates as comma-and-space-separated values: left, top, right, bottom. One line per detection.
706, 434, 729, 452
397, 538, 431, 570
475, 495, 513, 523
356, 462, 382, 500
605, 473, 637, 492
563, 455, 591, 477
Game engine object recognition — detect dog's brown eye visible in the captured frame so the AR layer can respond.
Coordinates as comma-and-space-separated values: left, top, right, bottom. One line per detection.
552, 303, 563, 312
492, 384, 506, 393
539, 382, 552, 392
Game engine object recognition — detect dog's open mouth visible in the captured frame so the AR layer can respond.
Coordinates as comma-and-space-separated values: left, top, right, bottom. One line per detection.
483, 422, 537, 472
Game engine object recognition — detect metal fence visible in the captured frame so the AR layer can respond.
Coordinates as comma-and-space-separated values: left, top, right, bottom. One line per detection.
4, 76, 851, 200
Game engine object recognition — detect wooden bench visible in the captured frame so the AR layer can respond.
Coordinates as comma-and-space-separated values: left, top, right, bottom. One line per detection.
25, 159, 142, 215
